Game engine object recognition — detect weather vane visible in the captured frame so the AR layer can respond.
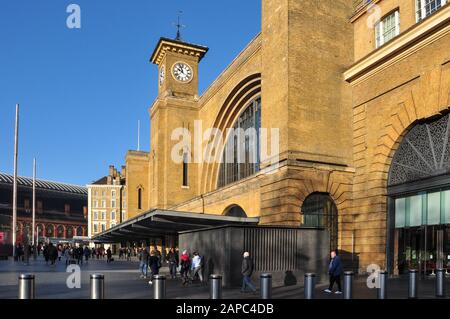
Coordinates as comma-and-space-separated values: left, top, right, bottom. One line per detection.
173, 10, 186, 41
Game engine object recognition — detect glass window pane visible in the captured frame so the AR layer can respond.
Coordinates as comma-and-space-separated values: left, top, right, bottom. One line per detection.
427, 191, 441, 225
409, 195, 423, 227
395, 198, 406, 228
444, 190, 450, 224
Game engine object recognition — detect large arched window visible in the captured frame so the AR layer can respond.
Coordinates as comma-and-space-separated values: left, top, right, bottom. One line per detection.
301, 193, 338, 251
224, 205, 247, 218
218, 98, 261, 188
388, 112, 450, 187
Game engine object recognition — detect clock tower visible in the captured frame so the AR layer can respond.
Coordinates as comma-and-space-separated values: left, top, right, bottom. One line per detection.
150, 37, 208, 99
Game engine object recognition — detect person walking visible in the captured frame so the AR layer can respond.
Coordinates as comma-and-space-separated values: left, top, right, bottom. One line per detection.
48, 243, 58, 266
84, 246, 90, 263
190, 252, 204, 284
148, 251, 160, 285
241, 252, 256, 293
43, 244, 49, 265
106, 247, 112, 263
324, 250, 343, 294
64, 246, 71, 265
166, 248, 178, 279
127, 247, 132, 261
180, 250, 191, 286
139, 247, 149, 279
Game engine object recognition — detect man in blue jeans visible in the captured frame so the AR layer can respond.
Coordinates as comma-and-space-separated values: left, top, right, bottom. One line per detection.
324, 250, 343, 294
241, 252, 256, 293
139, 247, 149, 279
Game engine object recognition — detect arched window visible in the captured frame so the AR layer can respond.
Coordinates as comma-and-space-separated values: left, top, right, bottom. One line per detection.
301, 193, 338, 251
76, 227, 84, 236
388, 112, 450, 187
224, 205, 247, 218
57, 225, 64, 238
66, 226, 74, 239
182, 152, 189, 187
46, 224, 54, 238
137, 188, 142, 210
218, 98, 261, 188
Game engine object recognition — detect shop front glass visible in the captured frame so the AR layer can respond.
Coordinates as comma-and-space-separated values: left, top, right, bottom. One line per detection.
394, 190, 450, 275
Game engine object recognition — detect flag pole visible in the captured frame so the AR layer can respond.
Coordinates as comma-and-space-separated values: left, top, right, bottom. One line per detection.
32, 159, 36, 246
12, 104, 19, 259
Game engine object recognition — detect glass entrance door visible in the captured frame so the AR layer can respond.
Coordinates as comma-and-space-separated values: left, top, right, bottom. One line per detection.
396, 226, 449, 275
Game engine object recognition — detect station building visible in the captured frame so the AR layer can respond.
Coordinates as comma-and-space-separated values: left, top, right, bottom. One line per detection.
93, 0, 450, 279
0, 172, 88, 256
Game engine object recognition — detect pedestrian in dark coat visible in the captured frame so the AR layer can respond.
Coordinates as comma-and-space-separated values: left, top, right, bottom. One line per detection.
324, 250, 343, 294
148, 251, 160, 285
241, 252, 256, 293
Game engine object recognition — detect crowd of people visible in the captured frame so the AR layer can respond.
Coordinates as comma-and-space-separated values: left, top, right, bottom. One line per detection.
13, 241, 344, 295
137, 246, 207, 287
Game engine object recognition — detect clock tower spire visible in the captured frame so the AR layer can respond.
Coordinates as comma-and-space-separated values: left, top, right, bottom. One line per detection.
150, 35, 208, 99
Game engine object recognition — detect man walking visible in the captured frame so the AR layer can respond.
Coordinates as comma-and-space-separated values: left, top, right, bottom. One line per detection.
324, 250, 343, 294
166, 248, 179, 279
139, 247, 149, 279
190, 252, 204, 284
241, 252, 256, 293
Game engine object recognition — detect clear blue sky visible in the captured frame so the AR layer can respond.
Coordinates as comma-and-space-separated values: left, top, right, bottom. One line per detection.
0, 0, 261, 185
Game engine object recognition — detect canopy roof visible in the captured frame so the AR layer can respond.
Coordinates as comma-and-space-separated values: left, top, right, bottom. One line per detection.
92, 209, 259, 243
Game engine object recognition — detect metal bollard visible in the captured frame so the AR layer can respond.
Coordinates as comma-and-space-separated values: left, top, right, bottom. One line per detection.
436, 268, 446, 298
153, 275, 166, 299
343, 271, 354, 299
408, 269, 418, 299
377, 270, 388, 299
260, 273, 272, 299
90, 274, 104, 299
209, 274, 222, 299
18, 274, 35, 299
304, 273, 316, 299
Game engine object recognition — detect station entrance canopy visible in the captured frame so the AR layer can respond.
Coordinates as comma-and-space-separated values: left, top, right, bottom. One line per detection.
92, 209, 259, 243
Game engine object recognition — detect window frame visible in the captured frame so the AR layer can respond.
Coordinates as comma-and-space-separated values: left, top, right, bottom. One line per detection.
416, 0, 447, 21
375, 9, 400, 48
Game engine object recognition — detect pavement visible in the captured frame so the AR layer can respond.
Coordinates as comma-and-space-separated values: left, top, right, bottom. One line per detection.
1, 256, 450, 299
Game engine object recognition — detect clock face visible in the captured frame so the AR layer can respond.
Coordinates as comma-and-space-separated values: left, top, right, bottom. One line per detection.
172, 62, 193, 83
159, 66, 165, 86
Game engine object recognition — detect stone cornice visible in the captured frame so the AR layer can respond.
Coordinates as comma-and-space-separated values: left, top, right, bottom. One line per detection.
150, 37, 208, 65
344, 7, 450, 85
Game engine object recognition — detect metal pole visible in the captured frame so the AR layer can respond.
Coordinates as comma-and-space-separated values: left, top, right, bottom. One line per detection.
90, 274, 104, 299
32, 159, 36, 248
18, 274, 35, 299
260, 273, 272, 299
408, 269, 418, 299
343, 271, 354, 299
304, 273, 316, 299
153, 275, 166, 299
436, 268, 446, 298
377, 270, 388, 299
12, 104, 19, 259
209, 274, 222, 299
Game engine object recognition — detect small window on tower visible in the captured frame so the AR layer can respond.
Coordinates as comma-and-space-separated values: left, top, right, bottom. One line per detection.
182, 152, 189, 187
138, 188, 142, 210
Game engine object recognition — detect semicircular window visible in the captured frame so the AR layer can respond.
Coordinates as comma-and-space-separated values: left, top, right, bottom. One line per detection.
224, 205, 247, 218
217, 98, 261, 188
389, 113, 450, 187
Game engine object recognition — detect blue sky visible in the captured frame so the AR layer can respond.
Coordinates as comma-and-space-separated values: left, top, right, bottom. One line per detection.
0, 0, 261, 185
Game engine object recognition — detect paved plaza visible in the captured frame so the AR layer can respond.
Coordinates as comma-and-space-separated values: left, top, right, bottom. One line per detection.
1, 256, 450, 299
